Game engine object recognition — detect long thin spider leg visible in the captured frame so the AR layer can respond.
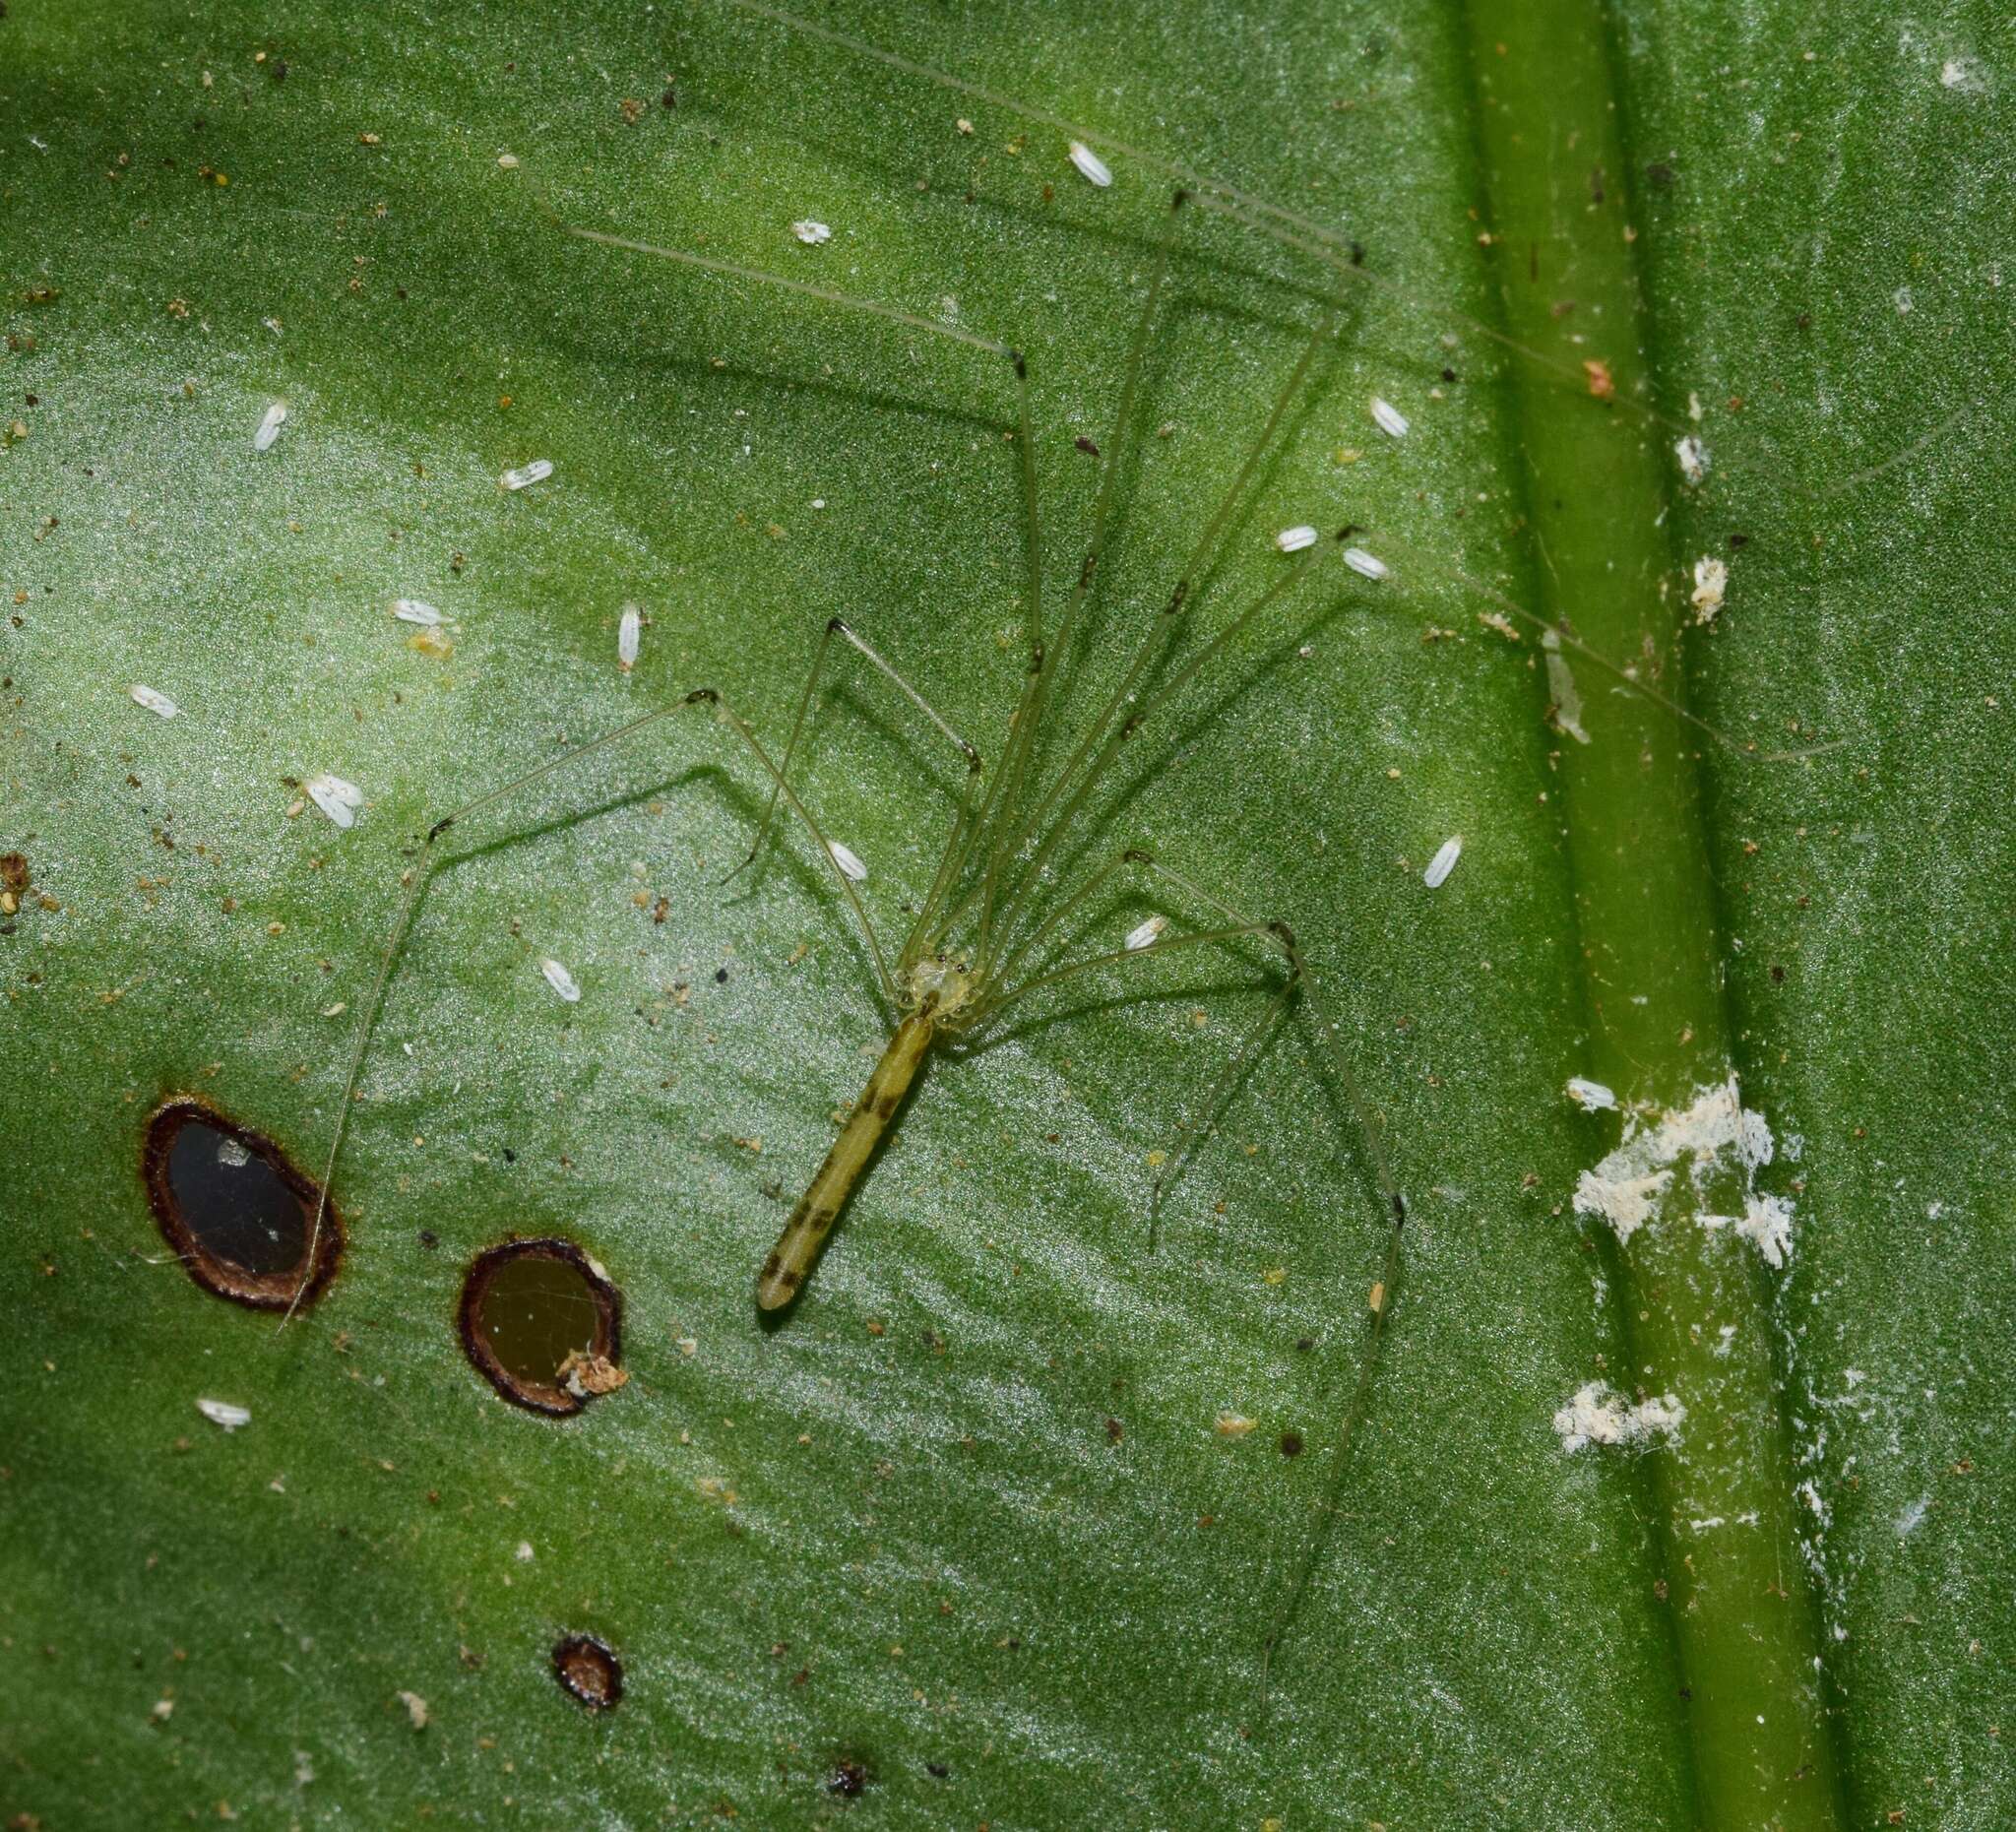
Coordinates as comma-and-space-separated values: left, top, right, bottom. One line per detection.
285, 685, 901, 1330
539, 187, 1046, 674
984, 845, 1141, 992
690, 688, 901, 1006
980, 189, 1187, 939
724, 0, 1970, 518
948, 312, 1339, 960
1148, 978, 1294, 1248
1356, 529, 1844, 763
285, 691, 722, 1327
983, 535, 1342, 958
727, 616, 983, 888
715, 0, 1714, 465
993, 841, 1412, 1693
536, 188, 1057, 964
717, 0, 1363, 271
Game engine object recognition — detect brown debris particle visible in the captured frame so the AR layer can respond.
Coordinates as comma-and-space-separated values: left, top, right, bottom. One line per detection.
556, 1349, 629, 1398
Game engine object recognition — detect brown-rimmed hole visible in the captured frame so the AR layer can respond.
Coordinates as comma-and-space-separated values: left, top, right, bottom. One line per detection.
142, 1095, 341, 1311
551, 1633, 622, 1709
458, 1238, 622, 1417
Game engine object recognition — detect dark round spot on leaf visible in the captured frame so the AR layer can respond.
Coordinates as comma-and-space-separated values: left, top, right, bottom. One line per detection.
1279, 1430, 1305, 1458
827, 1758, 870, 1797
551, 1633, 622, 1709
459, 1238, 622, 1417
142, 1094, 341, 1310
714, 966, 729, 984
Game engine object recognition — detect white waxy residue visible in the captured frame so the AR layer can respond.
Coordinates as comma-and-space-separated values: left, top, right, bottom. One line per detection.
1343, 546, 1390, 581
129, 684, 179, 719
305, 772, 363, 830
1124, 914, 1167, 952
1690, 556, 1729, 624
1067, 140, 1113, 188
391, 598, 445, 626
1565, 1076, 1617, 1113
618, 604, 641, 672
539, 957, 582, 1002
1422, 836, 1462, 889
790, 219, 832, 245
1572, 1075, 1795, 1265
1552, 1381, 1684, 1454
828, 841, 868, 882
197, 1397, 252, 1431
1674, 434, 1710, 484
500, 458, 552, 491
253, 400, 287, 451
1275, 524, 1318, 553
1369, 396, 1409, 439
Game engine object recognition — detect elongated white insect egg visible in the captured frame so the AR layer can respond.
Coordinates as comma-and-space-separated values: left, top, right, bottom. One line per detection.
829, 841, 869, 882
305, 772, 363, 829
1124, 914, 1167, 952
1422, 835, 1462, 889
539, 957, 582, 1002
500, 458, 552, 491
1067, 141, 1112, 188
1275, 525, 1318, 553
1344, 546, 1390, 581
1370, 396, 1409, 439
129, 684, 179, 719
618, 604, 641, 671
253, 401, 287, 451
391, 598, 444, 626
196, 1398, 251, 1431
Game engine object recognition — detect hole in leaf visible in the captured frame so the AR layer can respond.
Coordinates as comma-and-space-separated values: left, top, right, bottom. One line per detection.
551, 1633, 623, 1709
142, 1095, 341, 1310
458, 1238, 622, 1417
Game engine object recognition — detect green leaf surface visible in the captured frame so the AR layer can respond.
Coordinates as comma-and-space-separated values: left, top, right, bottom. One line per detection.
3, 1, 2009, 1826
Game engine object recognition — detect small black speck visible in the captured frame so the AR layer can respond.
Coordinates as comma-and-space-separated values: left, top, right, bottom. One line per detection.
24, 394, 36, 407
502, 1147, 517, 1164
1796, 311, 1812, 330
715, 966, 729, 984
925, 1761, 949, 1780
1075, 434, 1099, 456
271, 58, 287, 81
1104, 1417, 1123, 1444
1294, 1337, 1314, 1353
1440, 367, 1457, 383
1729, 533, 1750, 549
418, 1230, 438, 1248
1770, 964, 1787, 983
827, 1759, 869, 1798
1646, 161, 1675, 190
1280, 1430, 1305, 1458
661, 86, 677, 108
